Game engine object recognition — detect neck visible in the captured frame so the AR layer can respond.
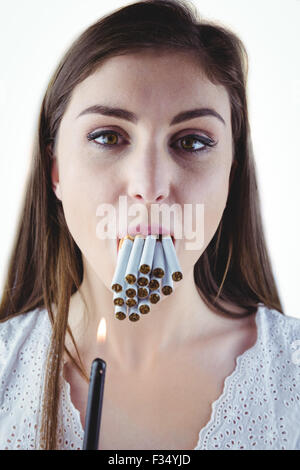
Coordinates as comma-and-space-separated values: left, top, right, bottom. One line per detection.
66, 261, 240, 375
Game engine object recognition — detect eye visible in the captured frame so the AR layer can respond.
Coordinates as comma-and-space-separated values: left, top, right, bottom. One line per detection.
87, 130, 124, 149
172, 134, 217, 155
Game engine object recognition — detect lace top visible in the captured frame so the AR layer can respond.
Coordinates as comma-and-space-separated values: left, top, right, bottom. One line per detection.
0, 303, 300, 450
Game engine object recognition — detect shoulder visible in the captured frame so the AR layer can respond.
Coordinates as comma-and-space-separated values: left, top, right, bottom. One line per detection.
0, 308, 51, 362
0, 307, 51, 384
0, 308, 51, 450
0, 306, 50, 334
258, 303, 300, 351
257, 303, 300, 372
254, 304, 300, 448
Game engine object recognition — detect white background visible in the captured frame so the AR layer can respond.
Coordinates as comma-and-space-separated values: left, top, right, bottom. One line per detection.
0, 0, 299, 318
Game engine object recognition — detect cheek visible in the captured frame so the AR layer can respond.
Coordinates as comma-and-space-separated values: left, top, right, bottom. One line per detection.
59, 162, 118, 290
202, 172, 229, 246
177, 167, 229, 270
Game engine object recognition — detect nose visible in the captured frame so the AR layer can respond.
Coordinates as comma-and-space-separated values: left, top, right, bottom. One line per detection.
126, 143, 170, 205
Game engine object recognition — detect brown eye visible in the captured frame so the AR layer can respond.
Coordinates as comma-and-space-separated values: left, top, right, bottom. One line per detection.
87, 130, 124, 148
181, 136, 205, 151
173, 134, 217, 155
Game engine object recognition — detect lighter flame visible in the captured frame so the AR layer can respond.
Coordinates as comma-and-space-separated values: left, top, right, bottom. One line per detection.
97, 318, 107, 343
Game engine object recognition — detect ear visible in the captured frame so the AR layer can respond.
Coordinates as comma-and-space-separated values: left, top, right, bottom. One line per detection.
48, 145, 62, 201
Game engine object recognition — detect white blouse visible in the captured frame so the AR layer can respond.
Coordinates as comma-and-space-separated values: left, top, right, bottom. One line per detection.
0, 303, 300, 450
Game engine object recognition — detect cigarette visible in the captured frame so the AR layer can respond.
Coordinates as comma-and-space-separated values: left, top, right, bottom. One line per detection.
126, 296, 137, 307
125, 235, 145, 284
161, 235, 183, 282
138, 234, 158, 274
111, 236, 134, 292
151, 240, 165, 278
111, 233, 183, 322
137, 286, 149, 299
138, 297, 151, 314
137, 271, 150, 287
161, 252, 173, 295
148, 274, 160, 291
125, 283, 137, 298
113, 289, 125, 306
149, 289, 160, 304
128, 305, 141, 322
114, 303, 127, 320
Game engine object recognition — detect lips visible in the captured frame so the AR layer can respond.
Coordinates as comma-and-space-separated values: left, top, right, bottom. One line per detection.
128, 224, 173, 237
116, 233, 176, 254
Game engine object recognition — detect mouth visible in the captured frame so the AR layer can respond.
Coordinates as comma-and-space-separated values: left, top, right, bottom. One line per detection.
117, 234, 176, 254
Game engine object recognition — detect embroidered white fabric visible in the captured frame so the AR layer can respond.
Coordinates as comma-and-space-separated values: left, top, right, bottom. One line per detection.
0, 303, 300, 450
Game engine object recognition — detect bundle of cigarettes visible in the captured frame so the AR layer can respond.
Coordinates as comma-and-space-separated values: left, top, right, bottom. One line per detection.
111, 234, 183, 322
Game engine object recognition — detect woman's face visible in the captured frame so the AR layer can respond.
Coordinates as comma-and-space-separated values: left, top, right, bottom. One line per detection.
52, 50, 233, 292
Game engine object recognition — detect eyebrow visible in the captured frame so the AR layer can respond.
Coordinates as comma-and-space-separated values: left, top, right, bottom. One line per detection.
76, 104, 226, 126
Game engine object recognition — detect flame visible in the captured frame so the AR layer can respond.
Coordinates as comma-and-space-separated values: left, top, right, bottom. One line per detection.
97, 318, 107, 343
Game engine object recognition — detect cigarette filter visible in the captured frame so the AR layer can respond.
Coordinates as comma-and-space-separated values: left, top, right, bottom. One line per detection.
128, 305, 141, 322
114, 303, 127, 320
125, 284, 137, 298
161, 235, 183, 281
126, 296, 137, 307
137, 271, 150, 287
137, 286, 149, 299
138, 297, 151, 314
113, 289, 125, 306
148, 274, 160, 291
125, 235, 145, 284
111, 236, 134, 292
151, 240, 165, 278
161, 251, 173, 295
138, 234, 158, 274
149, 289, 160, 304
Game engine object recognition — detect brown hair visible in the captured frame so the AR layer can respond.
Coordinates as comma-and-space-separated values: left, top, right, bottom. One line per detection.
0, 0, 283, 449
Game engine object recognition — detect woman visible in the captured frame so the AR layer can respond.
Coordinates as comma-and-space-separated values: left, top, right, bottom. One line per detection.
0, 0, 299, 451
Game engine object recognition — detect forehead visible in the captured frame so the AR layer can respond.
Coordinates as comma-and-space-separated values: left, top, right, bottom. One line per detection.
65, 50, 230, 124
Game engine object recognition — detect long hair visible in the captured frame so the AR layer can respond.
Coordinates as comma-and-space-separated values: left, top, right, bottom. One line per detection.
0, 0, 283, 449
